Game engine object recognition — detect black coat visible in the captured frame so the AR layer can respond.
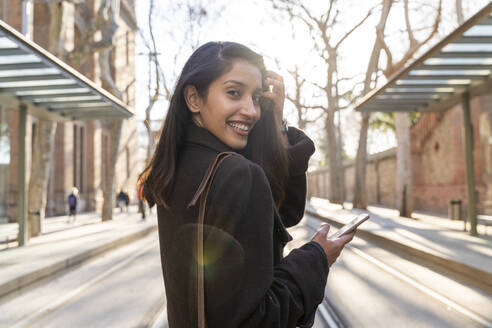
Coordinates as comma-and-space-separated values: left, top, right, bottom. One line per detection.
157, 123, 329, 328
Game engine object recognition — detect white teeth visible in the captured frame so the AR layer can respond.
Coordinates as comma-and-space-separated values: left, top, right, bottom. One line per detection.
228, 122, 249, 131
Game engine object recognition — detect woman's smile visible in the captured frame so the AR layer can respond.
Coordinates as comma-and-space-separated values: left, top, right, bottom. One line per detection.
226, 120, 253, 136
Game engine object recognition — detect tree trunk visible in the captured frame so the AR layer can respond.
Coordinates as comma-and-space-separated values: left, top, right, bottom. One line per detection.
27, 119, 56, 237
98, 2, 123, 221
325, 111, 343, 204
326, 52, 343, 204
353, 0, 393, 209
25, 0, 123, 229
353, 112, 370, 208
26, 2, 63, 238
336, 110, 345, 203
101, 119, 123, 221
395, 112, 413, 217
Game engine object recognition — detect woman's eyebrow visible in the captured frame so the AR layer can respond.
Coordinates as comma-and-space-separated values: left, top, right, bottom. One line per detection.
224, 80, 262, 91
223, 80, 245, 86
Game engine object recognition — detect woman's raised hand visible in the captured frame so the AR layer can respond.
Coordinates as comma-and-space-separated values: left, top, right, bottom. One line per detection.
261, 70, 285, 125
311, 223, 355, 267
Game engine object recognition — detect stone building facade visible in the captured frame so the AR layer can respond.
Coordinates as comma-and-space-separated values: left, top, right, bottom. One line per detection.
308, 93, 492, 217
0, 0, 139, 223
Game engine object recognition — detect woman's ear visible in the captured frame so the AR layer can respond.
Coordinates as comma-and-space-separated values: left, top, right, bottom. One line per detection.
184, 85, 201, 114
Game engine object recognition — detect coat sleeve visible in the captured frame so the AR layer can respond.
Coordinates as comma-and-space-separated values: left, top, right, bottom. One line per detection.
203, 156, 328, 328
279, 127, 316, 228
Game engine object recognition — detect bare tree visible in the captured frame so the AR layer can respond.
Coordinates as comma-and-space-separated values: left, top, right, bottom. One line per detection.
353, 0, 394, 210
381, 0, 442, 217
95, 0, 125, 222
26, 0, 127, 233
270, 0, 373, 204
27, 1, 66, 238
284, 65, 324, 130
353, 0, 441, 213
139, 0, 161, 162
138, 0, 212, 163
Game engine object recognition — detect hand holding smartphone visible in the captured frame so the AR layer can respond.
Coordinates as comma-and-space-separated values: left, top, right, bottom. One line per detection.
327, 214, 369, 240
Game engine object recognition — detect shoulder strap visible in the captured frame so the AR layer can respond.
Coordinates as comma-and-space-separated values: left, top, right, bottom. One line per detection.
187, 151, 237, 328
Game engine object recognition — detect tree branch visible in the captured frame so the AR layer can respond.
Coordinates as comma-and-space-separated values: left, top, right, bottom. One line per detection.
403, 0, 417, 48
386, 0, 442, 76
335, 5, 375, 49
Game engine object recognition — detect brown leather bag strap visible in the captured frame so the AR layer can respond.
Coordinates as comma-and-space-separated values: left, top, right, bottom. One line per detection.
187, 151, 237, 328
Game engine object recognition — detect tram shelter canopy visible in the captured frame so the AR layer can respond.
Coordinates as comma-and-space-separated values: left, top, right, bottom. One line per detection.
0, 19, 133, 246
355, 3, 492, 114
354, 3, 492, 236
0, 19, 133, 121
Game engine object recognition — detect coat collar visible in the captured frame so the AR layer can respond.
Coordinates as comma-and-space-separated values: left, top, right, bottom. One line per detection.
185, 123, 234, 153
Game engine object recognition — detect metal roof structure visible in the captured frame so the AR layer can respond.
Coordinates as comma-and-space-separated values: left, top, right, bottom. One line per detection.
353, 3, 492, 237
0, 19, 134, 246
0, 19, 133, 121
355, 3, 492, 114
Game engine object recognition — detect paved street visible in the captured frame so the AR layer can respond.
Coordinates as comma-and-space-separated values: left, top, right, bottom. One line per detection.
1, 233, 165, 328
288, 214, 491, 328
1, 207, 490, 327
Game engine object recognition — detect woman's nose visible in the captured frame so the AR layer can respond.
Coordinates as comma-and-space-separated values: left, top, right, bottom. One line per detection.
240, 97, 260, 119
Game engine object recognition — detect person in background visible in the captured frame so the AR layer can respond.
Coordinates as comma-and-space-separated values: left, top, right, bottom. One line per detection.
67, 187, 78, 223
117, 190, 128, 212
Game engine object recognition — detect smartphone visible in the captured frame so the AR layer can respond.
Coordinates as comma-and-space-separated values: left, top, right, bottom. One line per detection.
327, 214, 370, 240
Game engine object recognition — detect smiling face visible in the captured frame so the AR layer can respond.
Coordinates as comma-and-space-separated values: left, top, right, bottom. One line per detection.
185, 59, 263, 150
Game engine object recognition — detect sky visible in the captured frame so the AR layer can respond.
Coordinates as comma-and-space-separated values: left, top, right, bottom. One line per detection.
134, 0, 491, 166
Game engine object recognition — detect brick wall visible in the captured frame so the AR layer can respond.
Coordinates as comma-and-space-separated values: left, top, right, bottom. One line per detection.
0, 1, 22, 31
413, 97, 487, 214
309, 149, 398, 208
478, 95, 492, 214
308, 93, 491, 216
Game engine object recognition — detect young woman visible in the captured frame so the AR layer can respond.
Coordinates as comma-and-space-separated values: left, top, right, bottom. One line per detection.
140, 41, 354, 328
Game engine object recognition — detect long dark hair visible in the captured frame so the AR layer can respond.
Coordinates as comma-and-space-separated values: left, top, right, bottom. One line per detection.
139, 41, 288, 209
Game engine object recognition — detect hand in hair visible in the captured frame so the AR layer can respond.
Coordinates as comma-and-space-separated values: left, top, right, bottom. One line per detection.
261, 70, 285, 125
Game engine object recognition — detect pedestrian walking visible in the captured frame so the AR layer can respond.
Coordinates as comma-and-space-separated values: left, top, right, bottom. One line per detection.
67, 187, 78, 223
139, 42, 355, 328
117, 190, 129, 212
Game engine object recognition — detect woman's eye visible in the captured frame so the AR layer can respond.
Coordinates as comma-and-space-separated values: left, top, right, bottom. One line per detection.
227, 90, 240, 97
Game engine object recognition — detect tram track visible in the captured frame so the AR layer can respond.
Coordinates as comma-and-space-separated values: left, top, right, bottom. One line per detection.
4, 214, 490, 327
299, 214, 492, 328
6, 236, 161, 328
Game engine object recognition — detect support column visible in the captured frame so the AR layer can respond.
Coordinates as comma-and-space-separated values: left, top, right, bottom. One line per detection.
18, 104, 27, 246
462, 91, 477, 236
